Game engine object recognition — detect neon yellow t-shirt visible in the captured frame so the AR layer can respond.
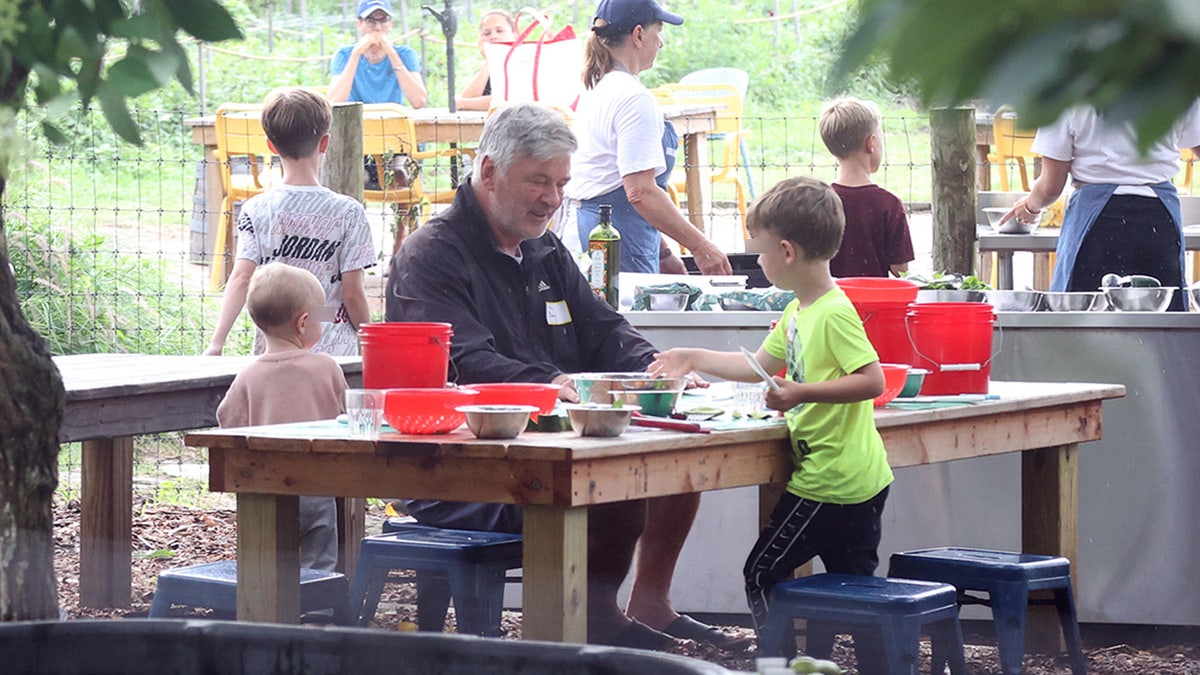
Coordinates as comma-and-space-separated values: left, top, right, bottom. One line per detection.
762, 288, 893, 504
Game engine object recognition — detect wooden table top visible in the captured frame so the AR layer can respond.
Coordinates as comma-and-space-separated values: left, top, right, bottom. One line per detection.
189, 381, 1124, 506
55, 353, 361, 442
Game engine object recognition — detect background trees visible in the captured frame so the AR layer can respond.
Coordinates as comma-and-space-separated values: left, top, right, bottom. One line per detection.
0, 0, 240, 621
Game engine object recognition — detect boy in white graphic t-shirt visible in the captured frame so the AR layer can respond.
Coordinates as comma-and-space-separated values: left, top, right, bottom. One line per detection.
205, 87, 376, 357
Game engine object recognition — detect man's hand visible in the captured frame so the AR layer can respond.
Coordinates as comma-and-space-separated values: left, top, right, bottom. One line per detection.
202, 344, 223, 356
691, 240, 732, 275
552, 373, 579, 403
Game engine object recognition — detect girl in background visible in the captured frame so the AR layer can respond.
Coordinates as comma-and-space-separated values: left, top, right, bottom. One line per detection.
456, 10, 517, 111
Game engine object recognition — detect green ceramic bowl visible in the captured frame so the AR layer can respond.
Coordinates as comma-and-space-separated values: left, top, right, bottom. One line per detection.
611, 390, 683, 417
898, 368, 929, 398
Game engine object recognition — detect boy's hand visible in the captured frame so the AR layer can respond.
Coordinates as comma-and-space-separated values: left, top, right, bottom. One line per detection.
649, 349, 695, 379
764, 377, 800, 411
202, 344, 223, 356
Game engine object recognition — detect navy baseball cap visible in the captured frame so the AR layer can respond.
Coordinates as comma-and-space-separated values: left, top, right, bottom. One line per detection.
593, 0, 684, 35
356, 0, 393, 18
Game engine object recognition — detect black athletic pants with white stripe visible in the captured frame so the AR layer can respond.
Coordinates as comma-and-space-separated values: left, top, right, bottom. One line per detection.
744, 486, 889, 656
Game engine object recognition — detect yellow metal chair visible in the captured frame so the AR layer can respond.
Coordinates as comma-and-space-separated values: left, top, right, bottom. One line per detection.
987, 108, 1039, 191
210, 103, 280, 290
665, 82, 751, 239
362, 104, 436, 252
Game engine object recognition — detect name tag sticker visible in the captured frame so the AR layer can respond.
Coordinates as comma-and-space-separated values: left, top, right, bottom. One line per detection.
546, 300, 572, 326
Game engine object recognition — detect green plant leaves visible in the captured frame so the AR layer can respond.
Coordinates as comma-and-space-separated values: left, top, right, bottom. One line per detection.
161, 0, 243, 42
836, 0, 1200, 150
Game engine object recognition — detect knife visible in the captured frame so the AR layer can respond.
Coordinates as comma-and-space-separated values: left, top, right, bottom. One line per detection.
740, 346, 782, 392
631, 413, 711, 433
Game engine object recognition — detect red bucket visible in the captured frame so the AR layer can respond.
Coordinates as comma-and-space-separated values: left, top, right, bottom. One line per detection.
359, 322, 453, 389
905, 302, 996, 395
836, 277, 921, 366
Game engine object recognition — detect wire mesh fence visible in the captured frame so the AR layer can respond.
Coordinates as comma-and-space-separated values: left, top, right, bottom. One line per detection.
5, 103, 940, 504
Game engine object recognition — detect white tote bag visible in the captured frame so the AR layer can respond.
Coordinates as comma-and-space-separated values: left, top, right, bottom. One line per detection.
484, 8, 584, 111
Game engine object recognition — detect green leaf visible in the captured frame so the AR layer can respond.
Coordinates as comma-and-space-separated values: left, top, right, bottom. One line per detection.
97, 87, 142, 145
109, 13, 163, 41
40, 120, 69, 145
161, 0, 243, 42
107, 46, 179, 97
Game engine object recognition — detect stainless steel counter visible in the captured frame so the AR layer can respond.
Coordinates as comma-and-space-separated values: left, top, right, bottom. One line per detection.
626, 309, 1200, 625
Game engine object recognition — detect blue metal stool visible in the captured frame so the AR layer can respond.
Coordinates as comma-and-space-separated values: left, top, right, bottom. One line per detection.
888, 547, 1086, 675
148, 560, 348, 623
761, 573, 967, 675
347, 518, 522, 636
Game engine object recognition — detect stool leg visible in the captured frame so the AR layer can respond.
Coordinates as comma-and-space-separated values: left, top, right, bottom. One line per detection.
1053, 582, 1087, 675
415, 570, 453, 632
876, 619, 921, 675
929, 617, 968, 675
758, 611, 790, 658
990, 581, 1030, 675
483, 567, 507, 637
350, 565, 392, 627
148, 588, 171, 618
444, 565, 502, 637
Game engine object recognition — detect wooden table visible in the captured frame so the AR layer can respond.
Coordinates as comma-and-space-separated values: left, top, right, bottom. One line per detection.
186, 380, 1122, 643
184, 104, 719, 251
57, 353, 362, 608
978, 224, 1200, 289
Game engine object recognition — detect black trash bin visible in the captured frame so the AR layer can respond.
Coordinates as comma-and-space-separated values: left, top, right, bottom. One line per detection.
0, 620, 733, 675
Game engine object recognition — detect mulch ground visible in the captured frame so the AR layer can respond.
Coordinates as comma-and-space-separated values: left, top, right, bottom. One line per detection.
51, 500, 1200, 674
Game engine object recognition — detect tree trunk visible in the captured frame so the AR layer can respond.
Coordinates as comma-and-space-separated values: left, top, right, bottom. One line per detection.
930, 106, 978, 276
0, 173, 64, 621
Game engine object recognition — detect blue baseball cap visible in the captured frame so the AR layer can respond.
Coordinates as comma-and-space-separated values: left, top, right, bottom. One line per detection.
356, 0, 393, 18
593, 0, 683, 35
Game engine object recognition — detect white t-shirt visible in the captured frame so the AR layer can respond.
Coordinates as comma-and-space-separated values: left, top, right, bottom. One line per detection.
1032, 102, 1200, 196
236, 185, 377, 356
564, 70, 666, 201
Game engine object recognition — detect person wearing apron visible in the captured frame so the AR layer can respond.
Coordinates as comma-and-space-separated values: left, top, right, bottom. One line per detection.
562, 0, 731, 277
999, 104, 1200, 311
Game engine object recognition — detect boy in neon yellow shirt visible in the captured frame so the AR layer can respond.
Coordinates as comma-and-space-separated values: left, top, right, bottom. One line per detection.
651, 176, 893, 658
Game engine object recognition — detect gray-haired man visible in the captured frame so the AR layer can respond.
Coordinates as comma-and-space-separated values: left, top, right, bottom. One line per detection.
386, 103, 747, 651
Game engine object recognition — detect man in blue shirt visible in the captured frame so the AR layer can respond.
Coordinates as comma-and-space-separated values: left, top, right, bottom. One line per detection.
329, 0, 427, 107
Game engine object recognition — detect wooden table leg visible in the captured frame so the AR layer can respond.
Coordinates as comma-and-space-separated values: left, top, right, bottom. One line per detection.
80, 436, 133, 609
236, 493, 301, 623
336, 497, 366, 581
1022, 443, 1079, 653
522, 505, 587, 643
683, 131, 713, 239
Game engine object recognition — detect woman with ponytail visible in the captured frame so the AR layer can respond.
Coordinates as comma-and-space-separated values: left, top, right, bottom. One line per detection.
560, 0, 732, 276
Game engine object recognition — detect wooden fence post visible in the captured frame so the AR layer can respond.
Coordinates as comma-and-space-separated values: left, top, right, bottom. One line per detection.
322, 100, 365, 575
930, 106, 977, 276
325, 102, 364, 202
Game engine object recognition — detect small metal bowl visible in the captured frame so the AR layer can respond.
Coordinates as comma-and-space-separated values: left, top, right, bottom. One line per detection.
563, 403, 640, 437
570, 373, 685, 405
718, 296, 757, 311
916, 289, 988, 303
1188, 286, 1200, 312
1043, 291, 1099, 312
647, 292, 689, 311
984, 289, 1044, 312
1103, 286, 1176, 312
456, 405, 539, 439
983, 206, 1044, 234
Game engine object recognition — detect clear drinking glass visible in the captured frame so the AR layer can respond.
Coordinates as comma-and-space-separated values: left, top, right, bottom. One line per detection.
345, 388, 386, 438
734, 381, 767, 416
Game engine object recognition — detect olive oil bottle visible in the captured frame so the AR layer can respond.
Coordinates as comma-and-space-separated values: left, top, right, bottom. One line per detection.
588, 204, 621, 308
